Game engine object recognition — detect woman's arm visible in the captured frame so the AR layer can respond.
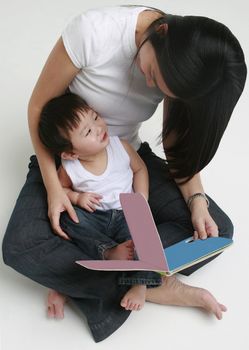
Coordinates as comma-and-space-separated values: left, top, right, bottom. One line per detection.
163, 99, 218, 239
28, 37, 80, 237
28, 37, 80, 190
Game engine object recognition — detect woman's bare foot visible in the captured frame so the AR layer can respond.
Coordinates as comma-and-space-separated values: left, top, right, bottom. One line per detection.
104, 240, 134, 260
120, 285, 146, 311
146, 275, 227, 320
47, 290, 67, 319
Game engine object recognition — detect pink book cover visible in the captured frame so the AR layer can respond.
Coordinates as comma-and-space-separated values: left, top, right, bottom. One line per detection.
76, 193, 233, 275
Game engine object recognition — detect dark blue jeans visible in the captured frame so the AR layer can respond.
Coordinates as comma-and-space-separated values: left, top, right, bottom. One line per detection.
2, 142, 234, 342
60, 207, 162, 286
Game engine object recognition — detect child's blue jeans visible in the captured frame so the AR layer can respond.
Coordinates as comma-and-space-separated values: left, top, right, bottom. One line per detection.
60, 207, 162, 286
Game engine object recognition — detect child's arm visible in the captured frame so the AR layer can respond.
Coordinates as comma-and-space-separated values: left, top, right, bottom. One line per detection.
58, 166, 102, 212
120, 140, 149, 201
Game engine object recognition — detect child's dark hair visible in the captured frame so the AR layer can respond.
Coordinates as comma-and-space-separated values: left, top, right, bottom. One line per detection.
39, 93, 90, 154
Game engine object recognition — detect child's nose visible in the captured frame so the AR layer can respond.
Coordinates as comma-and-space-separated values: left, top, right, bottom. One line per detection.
96, 125, 102, 135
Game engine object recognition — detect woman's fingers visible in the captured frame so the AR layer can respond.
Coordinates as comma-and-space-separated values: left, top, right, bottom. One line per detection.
193, 231, 199, 240
205, 216, 219, 237
55, 226, 71, 240
194, 221, 208, 239
66, 202, 79, 223
191, 202, 219, 239
206, 224, 219, 237
50, 211, 70, 240
194, 220, 219, 239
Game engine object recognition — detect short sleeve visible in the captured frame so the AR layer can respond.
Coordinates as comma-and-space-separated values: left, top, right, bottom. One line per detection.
62, 14, 93, 69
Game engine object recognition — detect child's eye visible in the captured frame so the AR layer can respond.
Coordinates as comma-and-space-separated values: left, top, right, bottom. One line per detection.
85, 129, 91, 136
94, 115, 98, 120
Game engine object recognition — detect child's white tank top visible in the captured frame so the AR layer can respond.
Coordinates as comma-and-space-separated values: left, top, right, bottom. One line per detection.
61, 136, 133, 210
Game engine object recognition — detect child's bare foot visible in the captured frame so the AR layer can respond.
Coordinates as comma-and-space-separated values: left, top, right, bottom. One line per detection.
120, 285, 146, 311
47, 290, 67, 319
104, 240, 134, 260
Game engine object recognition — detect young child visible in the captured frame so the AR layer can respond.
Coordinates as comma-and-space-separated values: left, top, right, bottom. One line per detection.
38, 92, 162, 311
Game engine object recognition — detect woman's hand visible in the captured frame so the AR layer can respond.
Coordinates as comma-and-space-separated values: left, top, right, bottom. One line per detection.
190, 198, 219, 240
47, 187, 79, 240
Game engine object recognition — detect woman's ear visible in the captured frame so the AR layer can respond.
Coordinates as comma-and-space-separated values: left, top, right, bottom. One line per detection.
61, 151, 79, 160
157, 23, 168, 36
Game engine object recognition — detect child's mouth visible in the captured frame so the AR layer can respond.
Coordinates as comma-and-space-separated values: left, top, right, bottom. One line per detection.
101, 132, 108, 141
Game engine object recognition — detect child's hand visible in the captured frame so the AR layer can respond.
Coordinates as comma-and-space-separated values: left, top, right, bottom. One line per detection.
76, 192, 102, 212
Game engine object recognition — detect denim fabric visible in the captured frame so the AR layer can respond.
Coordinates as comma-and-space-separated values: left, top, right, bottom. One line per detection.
2, 142, 234, 342
60, 207, 162, 286
60, 208, 129, 259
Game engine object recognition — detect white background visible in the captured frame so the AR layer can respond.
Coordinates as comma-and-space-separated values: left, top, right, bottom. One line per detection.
0, 0, 249, 349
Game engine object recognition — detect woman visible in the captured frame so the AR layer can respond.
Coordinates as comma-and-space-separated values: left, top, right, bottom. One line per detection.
2, 5, 246, 342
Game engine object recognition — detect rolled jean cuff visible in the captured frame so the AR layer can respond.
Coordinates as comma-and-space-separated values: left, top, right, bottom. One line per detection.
118, 277, 162, 287
98, 242, 118, 260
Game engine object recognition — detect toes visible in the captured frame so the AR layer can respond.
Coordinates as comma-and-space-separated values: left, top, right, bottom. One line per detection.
219, 303, 227, 312
54, 304, 64, 319
215, 303, 227, 320
134, 303, 142, 311
125, 300, 133, 310
121, 297, 138, 311
120, 297, 128, 308
126, 240, 134, 248
128, 302, 135, 310
137, 304, 142, 311
215, 308, 223, 320
47, 290, 66, 319
133, 303, 138, 311
128, 252, 134, 260
121, 296, 134, 310
47, 304, 55, 318
125, 300, 131, 310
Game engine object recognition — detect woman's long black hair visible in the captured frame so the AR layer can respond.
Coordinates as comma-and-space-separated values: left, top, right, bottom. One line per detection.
138, 12, 247, 183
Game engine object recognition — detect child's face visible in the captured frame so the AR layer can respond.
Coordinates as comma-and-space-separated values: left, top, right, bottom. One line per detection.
65, 109, 109, 159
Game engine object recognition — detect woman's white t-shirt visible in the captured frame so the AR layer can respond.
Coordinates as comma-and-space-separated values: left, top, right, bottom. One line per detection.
62, 6, 164, 150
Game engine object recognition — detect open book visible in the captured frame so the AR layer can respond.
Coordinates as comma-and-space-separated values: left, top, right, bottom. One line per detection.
76, 193, 233, 276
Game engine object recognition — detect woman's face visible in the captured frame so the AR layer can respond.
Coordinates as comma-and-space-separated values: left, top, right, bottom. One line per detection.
136, 40, 176, 98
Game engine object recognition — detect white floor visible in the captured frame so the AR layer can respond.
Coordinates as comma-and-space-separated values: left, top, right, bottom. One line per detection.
1, 1, 249, 349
